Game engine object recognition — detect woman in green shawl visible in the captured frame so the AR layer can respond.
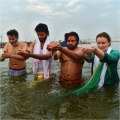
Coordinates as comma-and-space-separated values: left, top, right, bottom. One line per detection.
83, 32, 119, 87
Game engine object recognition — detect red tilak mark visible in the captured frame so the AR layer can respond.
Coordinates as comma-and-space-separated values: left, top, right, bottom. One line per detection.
37, 32, 41, 34
100, 36, 102, 38
9, 36, 12, 38
70, 38, 71, 40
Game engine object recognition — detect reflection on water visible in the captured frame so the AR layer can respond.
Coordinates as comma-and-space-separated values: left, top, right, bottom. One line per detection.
0, 42, 120, 119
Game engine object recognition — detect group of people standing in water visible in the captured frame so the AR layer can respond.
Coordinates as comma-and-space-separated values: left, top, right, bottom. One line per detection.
0, 23, 119, 88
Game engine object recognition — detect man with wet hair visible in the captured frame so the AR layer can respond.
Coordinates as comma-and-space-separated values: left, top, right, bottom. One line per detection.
0, 29, 27, 76
47, 31, 84, 84
18, 23, 54, 79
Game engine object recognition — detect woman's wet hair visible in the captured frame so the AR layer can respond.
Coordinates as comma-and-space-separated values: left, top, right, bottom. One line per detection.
7, 29, 19, 38
96, 32, 111, 46
35, 23, 49, 35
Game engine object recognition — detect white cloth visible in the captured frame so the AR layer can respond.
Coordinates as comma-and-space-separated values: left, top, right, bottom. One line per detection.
35, 49, 44, 73
93, 46, 112, 88
32, 36, 54, 79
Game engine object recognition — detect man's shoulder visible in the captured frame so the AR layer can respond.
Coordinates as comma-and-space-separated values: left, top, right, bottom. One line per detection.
4, 43, 10, 48
31, 41, 36, 45
77, 46, 83, 49
30, 41, 37, 48
19, 42, 27, 45
74, 47, 83, 51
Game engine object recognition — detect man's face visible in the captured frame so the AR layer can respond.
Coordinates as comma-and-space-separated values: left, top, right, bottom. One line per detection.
37, 32, 48, 43
67, 36, 78, 50
8, 35, 18, 46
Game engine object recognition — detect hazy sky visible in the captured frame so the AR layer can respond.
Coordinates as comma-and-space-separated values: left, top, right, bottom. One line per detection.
0, 0, 120, 42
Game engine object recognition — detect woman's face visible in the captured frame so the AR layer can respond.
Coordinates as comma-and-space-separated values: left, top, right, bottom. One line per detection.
96, 37, 111, 52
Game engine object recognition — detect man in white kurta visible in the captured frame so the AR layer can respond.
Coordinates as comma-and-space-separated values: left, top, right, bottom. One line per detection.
17, 23, 55, 79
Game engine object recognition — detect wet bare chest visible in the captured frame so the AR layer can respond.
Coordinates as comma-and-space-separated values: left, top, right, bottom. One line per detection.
8, 45, 22, 55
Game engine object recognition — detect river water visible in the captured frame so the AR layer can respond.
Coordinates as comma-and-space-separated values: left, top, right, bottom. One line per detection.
0, 42, 120, 120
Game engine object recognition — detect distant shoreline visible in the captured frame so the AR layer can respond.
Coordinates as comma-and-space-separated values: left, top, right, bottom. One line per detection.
0, 41, 120, 49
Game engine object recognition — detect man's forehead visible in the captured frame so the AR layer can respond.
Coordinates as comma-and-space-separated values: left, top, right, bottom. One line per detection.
37, 32, 46, 34
68, 36, 76, 40
8, 35, 15, 38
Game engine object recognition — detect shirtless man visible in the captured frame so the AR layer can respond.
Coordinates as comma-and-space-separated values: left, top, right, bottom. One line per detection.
47, 31, 84, 84
0, 29, 27, 76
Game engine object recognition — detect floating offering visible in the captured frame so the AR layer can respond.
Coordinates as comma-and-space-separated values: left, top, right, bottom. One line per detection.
30, 73, 44, 86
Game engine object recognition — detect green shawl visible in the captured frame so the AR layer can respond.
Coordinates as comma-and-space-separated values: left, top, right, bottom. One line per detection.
55, 62, 104, 100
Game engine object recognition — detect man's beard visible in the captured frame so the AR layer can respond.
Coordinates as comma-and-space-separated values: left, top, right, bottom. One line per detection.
67, 43, 78, 50
10, 40, 18, 46
39, 36, 47, 43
